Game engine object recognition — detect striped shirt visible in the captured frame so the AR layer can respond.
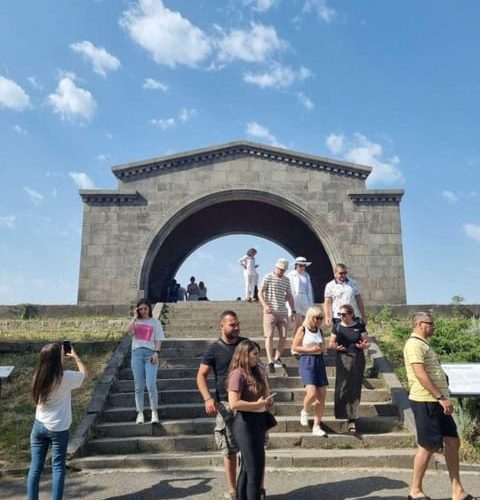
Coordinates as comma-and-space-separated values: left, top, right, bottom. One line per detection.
260, 272, 291, 315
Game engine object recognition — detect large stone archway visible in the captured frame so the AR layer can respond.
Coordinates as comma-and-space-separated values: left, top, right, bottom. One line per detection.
78, 141, 406, 305
141, 191, 335, 302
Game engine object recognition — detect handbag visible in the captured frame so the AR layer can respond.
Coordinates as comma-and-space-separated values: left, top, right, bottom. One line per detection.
264, 411, 278, 431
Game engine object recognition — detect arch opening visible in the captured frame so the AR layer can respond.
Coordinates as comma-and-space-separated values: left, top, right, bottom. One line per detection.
142, 197, 334, 302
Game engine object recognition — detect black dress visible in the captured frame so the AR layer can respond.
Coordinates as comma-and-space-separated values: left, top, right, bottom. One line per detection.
332, 320, 367, 421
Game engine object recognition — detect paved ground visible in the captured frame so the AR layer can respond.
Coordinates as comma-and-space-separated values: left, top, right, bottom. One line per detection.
1, 468, 479, 499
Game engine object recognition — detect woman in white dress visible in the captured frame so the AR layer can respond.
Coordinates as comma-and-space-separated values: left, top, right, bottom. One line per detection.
287, 256, 314, 329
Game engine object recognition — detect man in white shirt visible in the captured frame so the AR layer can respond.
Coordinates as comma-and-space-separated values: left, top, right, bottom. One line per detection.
323, 263, 366, 327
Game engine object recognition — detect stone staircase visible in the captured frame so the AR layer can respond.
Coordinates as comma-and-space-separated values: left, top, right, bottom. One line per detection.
70, 301, 417, 471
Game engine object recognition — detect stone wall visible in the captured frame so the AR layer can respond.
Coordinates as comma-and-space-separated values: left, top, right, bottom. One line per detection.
77, 142, 407, 306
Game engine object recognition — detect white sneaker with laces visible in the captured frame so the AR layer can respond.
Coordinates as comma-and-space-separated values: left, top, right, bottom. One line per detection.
136, 411, 145, 424
151, 410, 159, 424
300, 409, 309, 426
312, 425, 326, 437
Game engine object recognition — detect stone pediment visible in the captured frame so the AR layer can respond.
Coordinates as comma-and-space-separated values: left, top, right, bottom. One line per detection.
111, 140, 373, 182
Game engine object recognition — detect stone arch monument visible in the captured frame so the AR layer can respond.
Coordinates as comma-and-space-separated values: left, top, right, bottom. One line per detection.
78, 141, 406, 305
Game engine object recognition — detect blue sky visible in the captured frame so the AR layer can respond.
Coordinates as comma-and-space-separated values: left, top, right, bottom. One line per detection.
1, 0, 479, 305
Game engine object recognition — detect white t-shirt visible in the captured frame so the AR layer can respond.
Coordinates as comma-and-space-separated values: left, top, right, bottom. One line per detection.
324, 278, 361, 318
131, 318, 165, 351
239, 255, 257, 275
35, 370, 85, 432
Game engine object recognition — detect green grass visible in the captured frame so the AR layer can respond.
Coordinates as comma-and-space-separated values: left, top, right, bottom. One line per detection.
0, 343, 117, 468
0, 316, 127, 342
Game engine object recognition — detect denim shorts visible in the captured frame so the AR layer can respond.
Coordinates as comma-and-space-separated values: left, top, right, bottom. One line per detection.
299, 354, 329, 387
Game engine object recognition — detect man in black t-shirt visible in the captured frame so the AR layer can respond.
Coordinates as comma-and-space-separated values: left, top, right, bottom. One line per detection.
197, 310, 246, 500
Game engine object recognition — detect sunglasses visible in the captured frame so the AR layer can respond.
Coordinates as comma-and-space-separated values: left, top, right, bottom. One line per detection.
314, 316, 323, 320
338, 312, 350, 317
337, 272, 347, 275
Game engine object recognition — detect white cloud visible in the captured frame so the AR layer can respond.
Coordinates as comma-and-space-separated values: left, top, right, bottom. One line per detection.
0, 215, 16, 229
23, 186, 44, 205
441, 190, 459, 204
69, 172, 96, 189
326, 133, 344, 154
464, 223, 480, 243
96, 153, 111, 162
70, 41, 121, 77
297, 91, 315, 110
244, 0, 277, 12
150, 117, 176, 130
143, 77, 168, 91
47, 76, 97, 121
178, 107, 197, 123
245, 121, 285, 148
27, 75, 43, 90
244, 64, 311, 89
302, 0, 336, 23
120, 0, 212, 68
0, 75, 31, 110
218, 24, 286, 63
325, 132, 404, 186
13, 124, 28, 134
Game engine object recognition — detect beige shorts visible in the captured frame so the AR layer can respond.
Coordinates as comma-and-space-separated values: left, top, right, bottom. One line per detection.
214, 401, 239, 457
263, 312, 288, 339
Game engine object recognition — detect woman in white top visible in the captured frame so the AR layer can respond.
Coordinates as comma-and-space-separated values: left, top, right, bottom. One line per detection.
239, 248, 258, 302
127, 299, 165, 424
287, 256, 314, 329
292, 306, 328, 437
27, 342, 86, 500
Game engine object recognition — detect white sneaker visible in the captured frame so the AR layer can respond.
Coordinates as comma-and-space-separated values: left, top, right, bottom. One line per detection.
300, 409, 309, 426
151, 410, 159, 424
312, 425, 326, 437
136, 411, 145, 424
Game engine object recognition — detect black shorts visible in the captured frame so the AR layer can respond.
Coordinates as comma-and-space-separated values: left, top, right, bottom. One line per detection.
410, 400, 458, 450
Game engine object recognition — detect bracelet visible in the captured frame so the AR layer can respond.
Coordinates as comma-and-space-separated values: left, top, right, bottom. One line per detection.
204, 397, 213, 403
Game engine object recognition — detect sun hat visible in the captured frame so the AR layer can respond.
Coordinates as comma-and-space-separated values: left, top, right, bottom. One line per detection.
275, 258, 289, 271
294, 256, 312, 267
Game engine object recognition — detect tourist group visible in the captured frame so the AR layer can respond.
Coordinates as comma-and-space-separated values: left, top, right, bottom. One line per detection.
26, 256, 477, 500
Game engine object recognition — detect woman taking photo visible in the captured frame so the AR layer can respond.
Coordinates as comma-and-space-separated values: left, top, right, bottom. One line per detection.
127, 299, 165, 424
228, 340, 273, 500
27, 343, 86, 500
328, 303, 370, 434
292, 306, 328, 436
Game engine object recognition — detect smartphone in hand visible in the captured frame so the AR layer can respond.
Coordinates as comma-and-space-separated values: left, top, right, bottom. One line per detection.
63, 340, 72, 354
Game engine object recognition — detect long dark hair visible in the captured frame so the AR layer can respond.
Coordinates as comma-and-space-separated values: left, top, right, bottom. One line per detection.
228, 340, 269, 397
136, 299, 153, 318
31, 343, 63, 405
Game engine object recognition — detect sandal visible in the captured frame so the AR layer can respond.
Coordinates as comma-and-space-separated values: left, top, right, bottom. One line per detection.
407, 495, 431, 500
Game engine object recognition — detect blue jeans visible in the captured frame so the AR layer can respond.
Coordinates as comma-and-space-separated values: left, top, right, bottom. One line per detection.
27, 419, 69, 500
131, 347, 158, 412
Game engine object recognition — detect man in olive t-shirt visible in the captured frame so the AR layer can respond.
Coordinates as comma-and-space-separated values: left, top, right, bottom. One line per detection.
403, 312, 475, 500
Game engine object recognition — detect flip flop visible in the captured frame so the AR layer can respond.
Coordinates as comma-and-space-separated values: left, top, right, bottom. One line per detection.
407, 496, 431, 500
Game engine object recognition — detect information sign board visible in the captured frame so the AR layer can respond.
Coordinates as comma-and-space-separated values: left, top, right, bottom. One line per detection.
441, 363, 480, 397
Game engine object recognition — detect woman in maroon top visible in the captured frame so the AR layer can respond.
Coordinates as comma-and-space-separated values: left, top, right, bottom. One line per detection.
228, 340, 273, 500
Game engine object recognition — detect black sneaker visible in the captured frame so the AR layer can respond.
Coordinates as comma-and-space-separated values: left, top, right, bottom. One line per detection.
268, 362, 275, 374
273, 358, 286, 368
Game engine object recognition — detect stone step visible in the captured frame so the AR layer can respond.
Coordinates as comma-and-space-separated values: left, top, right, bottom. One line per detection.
87, 431, 415, 455
108, 388, 390, 407
132, 356, 337, 369
155, 347, 339, 358
102, 402, 399, 422
70, 448, 418, 471
119, 366, 336, 380
95, 416, 403, 438
112, 377, 383, 392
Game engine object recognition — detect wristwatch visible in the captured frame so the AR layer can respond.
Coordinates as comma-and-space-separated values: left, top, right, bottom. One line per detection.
436, 395, 447, 401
